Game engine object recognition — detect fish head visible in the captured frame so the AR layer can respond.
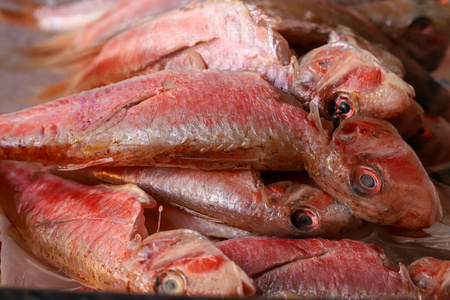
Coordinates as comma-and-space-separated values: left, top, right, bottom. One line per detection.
318, 115, 441, 229
294, 42, 414, 121
271, 181, 361, 237
400, 0, 450, 71
133, 229, 255, 297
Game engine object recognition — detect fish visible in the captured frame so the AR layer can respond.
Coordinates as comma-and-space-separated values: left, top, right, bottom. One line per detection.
0, 69, 440, 229
407, 114, 450, 170
0, 0, 120, 33
216, 236, 420, 298
326, 0, 450, 72
32, 0, 414, 124
93, 167, 361, 238
408, 257, 450, 299
248, 0, 450, 121
12, 0, 195, 71
0, 160, 256, 296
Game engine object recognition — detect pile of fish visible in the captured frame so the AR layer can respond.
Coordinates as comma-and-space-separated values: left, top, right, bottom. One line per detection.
0, 0, 449, 298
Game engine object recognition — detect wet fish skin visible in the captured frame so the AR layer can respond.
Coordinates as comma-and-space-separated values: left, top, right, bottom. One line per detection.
217, 236, 420, 298
0, 70, 320, 171
44, 1, 295, 98
0, 69, 440, 229
408, 257, 450, 299
0, 161, 256, 296
93, 167, 360, 238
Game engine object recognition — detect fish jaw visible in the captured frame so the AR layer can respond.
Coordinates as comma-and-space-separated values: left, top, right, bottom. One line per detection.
131, 229, 255, 297
292, 42, 414, 120
314, 115, 441, 229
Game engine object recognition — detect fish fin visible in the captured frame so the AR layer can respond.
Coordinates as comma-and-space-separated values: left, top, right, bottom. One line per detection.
308, 101, 328, 135
188, 51, 207, 70
169, 203, 225, 224
15, 39, 103, 75
0, 7, 37, 30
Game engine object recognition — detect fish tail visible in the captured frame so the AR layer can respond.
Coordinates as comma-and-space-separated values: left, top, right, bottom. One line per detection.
15, 31, 78, 58
0, 7, 37, 30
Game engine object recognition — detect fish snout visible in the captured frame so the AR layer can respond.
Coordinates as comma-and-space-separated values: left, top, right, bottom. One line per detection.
388, 174, 442, 229
359, 72, 415, 120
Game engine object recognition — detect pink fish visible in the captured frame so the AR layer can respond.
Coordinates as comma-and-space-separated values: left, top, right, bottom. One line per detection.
407, 114, 450, 170
93, 167, 360, 238
408, 257, 450, 299
0, 160, 255, 296
217, 236, 420, 298
0, 69, 440, 228
33, 1, 414, 124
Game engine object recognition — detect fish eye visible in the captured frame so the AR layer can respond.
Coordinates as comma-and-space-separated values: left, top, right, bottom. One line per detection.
415, 124, 432, 140
291, 207, 319, 230
156, 271, 186, 295
408, 17, 434, 35
353, 166, 381, 195
327, 94, 354, 120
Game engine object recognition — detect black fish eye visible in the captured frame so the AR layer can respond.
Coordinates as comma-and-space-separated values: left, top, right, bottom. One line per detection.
409, 17, 434, 35
291, 208, 319, 230
327, 93, 355, 121
338, 100, 351, 115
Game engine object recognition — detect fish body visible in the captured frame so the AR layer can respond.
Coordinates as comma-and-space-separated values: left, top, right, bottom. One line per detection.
73, 0, 195, 50
217, 236, 419, 298
37, 0, 414, 124
93, 167, 360, 238
0, 69, 440, 228
408, 257, 450, 299
0, 161, 255, 296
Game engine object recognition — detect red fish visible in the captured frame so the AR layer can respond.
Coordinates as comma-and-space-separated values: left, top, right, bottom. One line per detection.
93, 167, 360, 238
408, 257, 450, 299
250, 0, 450, 121
216, 236, 420, 298
0, 160, 255, 296
0, 69, 440, 228
33, 1, 414, 124
407, 114, 450, 170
